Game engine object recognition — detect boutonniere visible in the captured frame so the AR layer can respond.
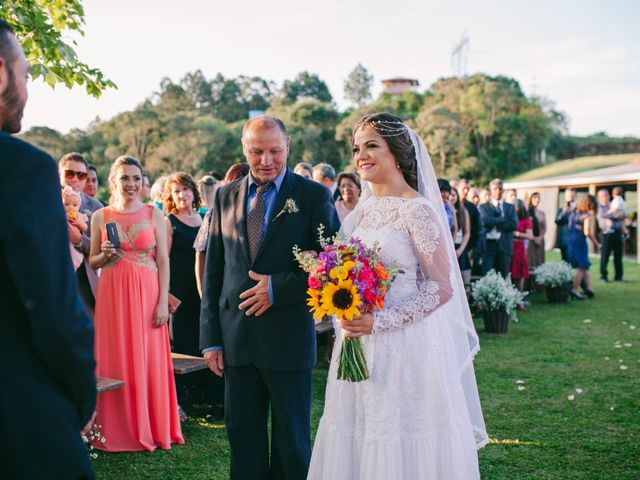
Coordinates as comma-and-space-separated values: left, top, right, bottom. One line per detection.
274, 198, 299, 221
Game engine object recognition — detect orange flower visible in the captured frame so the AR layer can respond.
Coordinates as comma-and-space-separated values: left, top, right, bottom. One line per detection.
374, 263, 389, 281
374, 295, 385, 310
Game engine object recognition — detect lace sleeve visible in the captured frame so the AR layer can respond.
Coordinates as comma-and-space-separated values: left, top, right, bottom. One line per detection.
372, 201, 454, 334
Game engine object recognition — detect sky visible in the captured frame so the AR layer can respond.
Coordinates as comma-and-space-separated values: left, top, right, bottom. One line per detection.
20, 0, 640, 136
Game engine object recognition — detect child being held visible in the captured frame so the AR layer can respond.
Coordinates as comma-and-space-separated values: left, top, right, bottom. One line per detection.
602, 186, 627, 235
62, 186, 88, 271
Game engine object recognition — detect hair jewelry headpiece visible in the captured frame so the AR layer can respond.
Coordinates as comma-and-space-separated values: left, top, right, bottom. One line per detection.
364, 120, 409, 137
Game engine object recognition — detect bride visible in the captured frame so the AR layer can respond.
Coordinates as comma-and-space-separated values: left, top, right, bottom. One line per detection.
307, 113, 488, 479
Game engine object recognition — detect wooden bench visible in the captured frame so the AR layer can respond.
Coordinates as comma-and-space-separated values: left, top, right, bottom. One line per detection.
96, 377, 124, 394
171, 352, 209, 375
315, 317, 333, 334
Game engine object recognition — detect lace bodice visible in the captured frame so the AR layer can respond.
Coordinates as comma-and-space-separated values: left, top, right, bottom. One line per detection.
348, 196, 454, 334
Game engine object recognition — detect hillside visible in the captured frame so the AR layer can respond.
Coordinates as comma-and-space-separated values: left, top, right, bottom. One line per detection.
507, 153, 640, 182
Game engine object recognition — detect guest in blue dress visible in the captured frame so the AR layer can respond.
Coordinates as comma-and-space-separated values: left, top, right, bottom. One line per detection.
567, 196, 599, 300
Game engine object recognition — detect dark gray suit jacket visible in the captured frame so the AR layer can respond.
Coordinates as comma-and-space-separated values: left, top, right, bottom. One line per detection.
478, 201, 518, 256
200, 168, 340, 371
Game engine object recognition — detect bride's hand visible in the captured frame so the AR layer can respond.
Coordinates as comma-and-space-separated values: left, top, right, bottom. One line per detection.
340, 312, 374, 338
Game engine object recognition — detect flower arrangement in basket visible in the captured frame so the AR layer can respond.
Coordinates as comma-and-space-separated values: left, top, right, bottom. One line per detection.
294, 226, 401, 382
532, 262, 573, 287
471, 271, 526, 332
532, 262, 573, 303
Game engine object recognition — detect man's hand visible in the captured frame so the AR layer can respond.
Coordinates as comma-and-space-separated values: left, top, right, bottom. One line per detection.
339, 312, 374, 338
68, 222, 82, 244
238, 270, 272, 316
81, 410, 97, 436
204, 350, 224, 377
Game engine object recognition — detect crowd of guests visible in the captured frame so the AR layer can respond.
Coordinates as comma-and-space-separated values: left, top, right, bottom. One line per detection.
59, 147, 630, 453
555, 186, 627, 299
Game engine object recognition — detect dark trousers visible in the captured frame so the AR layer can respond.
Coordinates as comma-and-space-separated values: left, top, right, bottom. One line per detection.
76, 262, 95, 314
559, 246, 568, 262
482, 240, 511, 278
601, 231, 623, 280
224, 364, 312, 480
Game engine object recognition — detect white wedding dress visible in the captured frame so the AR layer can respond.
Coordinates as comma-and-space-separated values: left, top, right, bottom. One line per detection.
308, 195, 487, 480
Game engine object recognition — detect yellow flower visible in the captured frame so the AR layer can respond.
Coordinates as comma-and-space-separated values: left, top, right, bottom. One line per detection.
329, 260, 355, 281
320, 278, 362, 321
307, 288, 325, 319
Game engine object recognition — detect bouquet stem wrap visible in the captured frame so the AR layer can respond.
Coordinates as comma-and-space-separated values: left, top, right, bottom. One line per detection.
337, 335, 369, 382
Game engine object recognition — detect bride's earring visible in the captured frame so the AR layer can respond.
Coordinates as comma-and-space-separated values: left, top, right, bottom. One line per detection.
396, 163, 401, 169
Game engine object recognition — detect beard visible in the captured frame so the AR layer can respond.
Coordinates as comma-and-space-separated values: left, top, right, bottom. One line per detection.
1, 66, 25, 134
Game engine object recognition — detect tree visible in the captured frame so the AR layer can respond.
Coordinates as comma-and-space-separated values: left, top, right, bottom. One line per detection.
281, 71, 333, 104
268, 99, 342, 168
0, 0, 116, 97
344, 63, 373, 107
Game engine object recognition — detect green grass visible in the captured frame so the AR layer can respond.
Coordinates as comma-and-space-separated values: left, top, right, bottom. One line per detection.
92, 252, 639, 479
507, 153, 639, 182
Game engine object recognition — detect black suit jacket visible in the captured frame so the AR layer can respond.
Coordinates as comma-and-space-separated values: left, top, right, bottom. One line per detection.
463, 199, 480, 251
0, 133, 96, 478
478, 201, 518, 256
200, 168, 340, 371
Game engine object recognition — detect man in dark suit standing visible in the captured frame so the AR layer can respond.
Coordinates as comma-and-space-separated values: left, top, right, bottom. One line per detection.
59, 152, 103, 313
0, 21, 96, 479
458, 178, 481, 273
554, 188, 576, 262
200, 115, 340, 479
478, 178, 518, 277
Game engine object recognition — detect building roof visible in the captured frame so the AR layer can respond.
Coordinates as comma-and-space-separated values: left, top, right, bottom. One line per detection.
505, 160, 640, 189
381, 78, 420, 85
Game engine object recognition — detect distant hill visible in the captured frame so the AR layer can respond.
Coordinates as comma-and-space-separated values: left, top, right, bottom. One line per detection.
507, 153, 640, 182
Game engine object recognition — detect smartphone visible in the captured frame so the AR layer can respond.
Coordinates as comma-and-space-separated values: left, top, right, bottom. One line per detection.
105, 222, 120, 249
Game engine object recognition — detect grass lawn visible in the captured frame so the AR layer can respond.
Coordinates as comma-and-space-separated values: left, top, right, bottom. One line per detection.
92, 252, 639, 479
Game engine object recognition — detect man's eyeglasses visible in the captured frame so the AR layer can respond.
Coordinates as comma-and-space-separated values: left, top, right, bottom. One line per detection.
64, 170, 88, 181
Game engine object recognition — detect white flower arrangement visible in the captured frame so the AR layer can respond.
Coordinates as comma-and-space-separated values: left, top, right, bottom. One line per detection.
274, 198, 299, 220
532, 262, 573, 288
471, 270, 526, 319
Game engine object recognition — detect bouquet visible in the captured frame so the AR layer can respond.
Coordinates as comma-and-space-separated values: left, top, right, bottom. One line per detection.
294, 226, 400, 382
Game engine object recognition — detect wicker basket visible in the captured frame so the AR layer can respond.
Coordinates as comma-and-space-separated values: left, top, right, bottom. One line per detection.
483, 309, 510, 333
545, 284, 570, 303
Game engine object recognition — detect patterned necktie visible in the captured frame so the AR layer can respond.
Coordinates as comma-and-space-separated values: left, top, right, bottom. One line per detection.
247, 183, 272, 261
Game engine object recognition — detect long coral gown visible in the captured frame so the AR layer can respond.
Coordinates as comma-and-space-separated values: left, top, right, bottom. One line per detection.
94, 204, 184, 451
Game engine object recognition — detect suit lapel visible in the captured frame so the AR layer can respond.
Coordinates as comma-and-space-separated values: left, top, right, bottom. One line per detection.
234, 177, 251, 267
253, 169, 296, 262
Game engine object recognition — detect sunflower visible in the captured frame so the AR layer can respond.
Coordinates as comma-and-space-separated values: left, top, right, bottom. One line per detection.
306, 288, 325, 319
320, 279, 362, 321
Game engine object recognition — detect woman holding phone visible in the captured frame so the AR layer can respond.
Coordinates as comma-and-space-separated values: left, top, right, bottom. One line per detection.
89, 155, 183, 451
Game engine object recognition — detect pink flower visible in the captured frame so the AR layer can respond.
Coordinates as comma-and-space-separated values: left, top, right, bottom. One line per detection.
358, 267, 377, 290
308, 276, 322, 290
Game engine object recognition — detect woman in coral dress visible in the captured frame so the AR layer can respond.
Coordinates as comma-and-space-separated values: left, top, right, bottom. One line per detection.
89, 155, 184, 451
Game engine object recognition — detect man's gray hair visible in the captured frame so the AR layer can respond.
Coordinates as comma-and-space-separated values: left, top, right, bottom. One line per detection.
489, 178, 503, 188
313, 163, 336, 182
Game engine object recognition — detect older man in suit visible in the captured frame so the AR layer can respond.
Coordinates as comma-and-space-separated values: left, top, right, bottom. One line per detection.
59, 152, 103, 312
200, 115, 340, 479
478, 178, 518, 277
0, 21, 96, 479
